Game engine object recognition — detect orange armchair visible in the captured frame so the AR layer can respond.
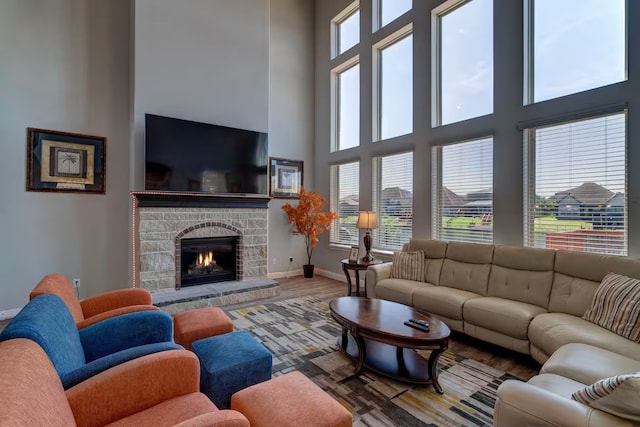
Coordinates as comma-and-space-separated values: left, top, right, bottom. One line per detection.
1, 338, 250, 427
30, 273, 159, 329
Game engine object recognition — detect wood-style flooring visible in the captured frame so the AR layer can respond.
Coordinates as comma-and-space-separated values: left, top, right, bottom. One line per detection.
227, 275, 540, 380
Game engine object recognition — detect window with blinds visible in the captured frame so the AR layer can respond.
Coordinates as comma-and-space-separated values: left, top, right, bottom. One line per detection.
433, 137, 493, 244
372, 151, 413, 251
330, 162, 360, 245
524, 113, 627, 255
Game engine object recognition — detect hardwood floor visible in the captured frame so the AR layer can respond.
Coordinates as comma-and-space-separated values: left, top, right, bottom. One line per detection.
227, 275, 541, 380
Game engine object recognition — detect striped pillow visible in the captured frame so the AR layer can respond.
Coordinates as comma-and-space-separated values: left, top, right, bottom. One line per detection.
583, 273, 640, 341
572, 372, 640, 421
389, 251, 425, 282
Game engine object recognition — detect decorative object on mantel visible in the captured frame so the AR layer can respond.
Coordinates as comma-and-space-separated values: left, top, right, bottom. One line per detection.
269, 157, 303, 198
356, 211, 378, 262
282, 188, 338, 278
26, 128, 106, 194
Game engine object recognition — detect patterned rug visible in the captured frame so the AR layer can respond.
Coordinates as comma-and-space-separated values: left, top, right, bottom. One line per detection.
226, 297, 521, 427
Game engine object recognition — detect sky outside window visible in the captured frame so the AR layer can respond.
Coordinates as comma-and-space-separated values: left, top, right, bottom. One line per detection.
338, 10, 360, 55
380, 34, 413, 140
380, 0, 411, 28
338, 64, 360, 150
440, 0, 493, 125
533, 0, 625, 103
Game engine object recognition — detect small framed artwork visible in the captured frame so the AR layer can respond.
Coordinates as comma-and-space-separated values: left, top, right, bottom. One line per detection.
348, 246, 360, 263
26, 128, 106, 194
269, 157, 303, 199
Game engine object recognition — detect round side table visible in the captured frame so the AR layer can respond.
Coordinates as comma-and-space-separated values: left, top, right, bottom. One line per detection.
341, 258, 383, 297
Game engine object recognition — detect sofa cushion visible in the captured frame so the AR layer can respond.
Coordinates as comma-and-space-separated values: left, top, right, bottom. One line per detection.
488, 246, 555, 307
389, 251, 425, 282
528, 373, 585, 399
439, 242, 493, 295
583, 273, 640, 341
407, 239, 447, 284
376, 278, 431, 307
463, 297, 547, 340
542, 343, 640, 386
529, 313, 640, 362
548, 250, 640, 316
571, 373, 640, 422
30, 273, 85, 324
412, 286, 481, 321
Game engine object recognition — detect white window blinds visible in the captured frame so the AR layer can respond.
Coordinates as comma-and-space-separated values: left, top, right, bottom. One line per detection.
372, 151, 413, 251
433, 137, 493, 244
524, 113, 627, 255
330, 162, 360, 245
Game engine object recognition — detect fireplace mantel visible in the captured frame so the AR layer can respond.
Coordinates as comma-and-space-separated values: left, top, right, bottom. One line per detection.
131, 191, 271, 209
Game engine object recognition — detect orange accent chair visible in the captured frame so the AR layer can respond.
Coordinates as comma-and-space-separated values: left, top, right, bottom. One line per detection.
0, 338, 250, 427
30, 273, 159, 329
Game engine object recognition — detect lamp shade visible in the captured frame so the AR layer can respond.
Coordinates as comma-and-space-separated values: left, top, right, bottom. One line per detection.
356, 211, 378, 229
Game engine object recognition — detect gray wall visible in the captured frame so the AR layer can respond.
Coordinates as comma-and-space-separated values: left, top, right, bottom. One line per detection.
0, 0, 316, 311
0, 0, 131, 311
268, 0, 316, 273
311, 0, 640, 276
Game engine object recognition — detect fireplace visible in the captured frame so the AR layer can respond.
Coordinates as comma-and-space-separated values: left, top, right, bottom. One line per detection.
180, 236, 238, 287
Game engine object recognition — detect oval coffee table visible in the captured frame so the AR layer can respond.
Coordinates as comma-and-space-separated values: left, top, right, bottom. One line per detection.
329, 297, 451, 394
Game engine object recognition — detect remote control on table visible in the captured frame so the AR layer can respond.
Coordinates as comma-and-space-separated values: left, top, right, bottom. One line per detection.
408, 318, 429, 327
404, 320, 430, 331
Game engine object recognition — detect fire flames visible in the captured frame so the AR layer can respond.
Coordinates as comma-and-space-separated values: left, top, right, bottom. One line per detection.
197, 251, 215, 267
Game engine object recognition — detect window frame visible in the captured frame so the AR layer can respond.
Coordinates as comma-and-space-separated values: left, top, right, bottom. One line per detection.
330, 161, 361, 246
331, 0, 361, 59
331, 56, 361, 153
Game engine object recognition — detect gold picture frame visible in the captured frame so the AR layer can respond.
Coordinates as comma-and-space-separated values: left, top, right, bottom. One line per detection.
26, 128, 106, 194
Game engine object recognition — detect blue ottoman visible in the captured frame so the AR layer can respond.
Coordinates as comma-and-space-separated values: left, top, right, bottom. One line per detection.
191, 330, 272, 408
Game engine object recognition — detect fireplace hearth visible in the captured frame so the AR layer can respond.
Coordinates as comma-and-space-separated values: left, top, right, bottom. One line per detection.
180, 236, 238, 287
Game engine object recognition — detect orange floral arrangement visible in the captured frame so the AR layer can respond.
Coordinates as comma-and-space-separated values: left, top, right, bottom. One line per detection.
282, 187, 338, 266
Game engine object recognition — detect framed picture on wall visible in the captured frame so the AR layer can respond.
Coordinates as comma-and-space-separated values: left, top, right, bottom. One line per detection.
269, 157, 303, 198
26, 128, 106, 194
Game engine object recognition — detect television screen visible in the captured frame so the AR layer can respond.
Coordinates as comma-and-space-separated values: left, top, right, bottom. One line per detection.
144, 114, 268, 195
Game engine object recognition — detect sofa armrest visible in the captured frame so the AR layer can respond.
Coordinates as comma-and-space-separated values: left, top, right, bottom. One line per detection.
61, 342, 183, 389
79, 310, 174, 361
494, 379, 635, 427
66, 350, 205, 427
174, 411, 250, 427
76, 305, 160, 329
80, 288, 153, 318
365, 262, 392, 298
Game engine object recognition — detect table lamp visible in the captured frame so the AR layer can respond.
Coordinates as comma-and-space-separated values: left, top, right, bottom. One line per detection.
356, 211, 378, 262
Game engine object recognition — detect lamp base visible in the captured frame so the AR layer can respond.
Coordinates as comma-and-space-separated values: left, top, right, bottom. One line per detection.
362, 230, 374, 262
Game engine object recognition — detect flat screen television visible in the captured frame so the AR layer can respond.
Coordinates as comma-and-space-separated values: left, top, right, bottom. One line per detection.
144, 114, 268, 195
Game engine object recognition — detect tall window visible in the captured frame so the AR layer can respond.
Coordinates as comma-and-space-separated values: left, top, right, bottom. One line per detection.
377, 0, 411, 29
330, 162, 360, 245
373, 152, 413, 251
333, 2, 360, 57
524, 113, 627, 255
375, 28, 413, 141
333, 61, 360, 151
433, 137, 493, 244
528, 0, 626, 103
434, 0, 493, 126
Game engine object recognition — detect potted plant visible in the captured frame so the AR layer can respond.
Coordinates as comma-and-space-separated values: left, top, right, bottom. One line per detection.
282, 188, 338, 278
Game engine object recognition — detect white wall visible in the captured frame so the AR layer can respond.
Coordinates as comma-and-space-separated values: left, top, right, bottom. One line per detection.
0, 0, 131, 310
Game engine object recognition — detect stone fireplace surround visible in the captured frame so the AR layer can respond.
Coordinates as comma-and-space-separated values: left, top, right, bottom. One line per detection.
131, 192, 277, 312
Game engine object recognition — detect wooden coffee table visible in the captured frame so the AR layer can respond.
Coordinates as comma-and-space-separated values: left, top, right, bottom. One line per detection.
329, 297, 451, 394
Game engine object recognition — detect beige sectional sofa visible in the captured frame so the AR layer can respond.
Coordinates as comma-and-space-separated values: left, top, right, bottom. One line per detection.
367, 239, 640, 426
366, 238, 640, 363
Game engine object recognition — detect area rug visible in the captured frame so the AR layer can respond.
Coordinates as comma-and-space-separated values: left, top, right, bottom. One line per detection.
226, 297, 522, 427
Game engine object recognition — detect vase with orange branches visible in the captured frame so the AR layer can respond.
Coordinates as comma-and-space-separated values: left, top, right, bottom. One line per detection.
282, 187, 338, 278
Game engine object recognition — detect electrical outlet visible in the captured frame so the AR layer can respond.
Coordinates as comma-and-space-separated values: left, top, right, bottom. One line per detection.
272, 257, 277, 265
72, 279, 81, 288
289, 257, 293, 263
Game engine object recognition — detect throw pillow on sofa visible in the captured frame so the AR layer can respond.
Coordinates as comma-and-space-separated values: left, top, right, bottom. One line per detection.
583, 272, 640, 341
389, 250, 425, 282
571, 372, 640, 422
